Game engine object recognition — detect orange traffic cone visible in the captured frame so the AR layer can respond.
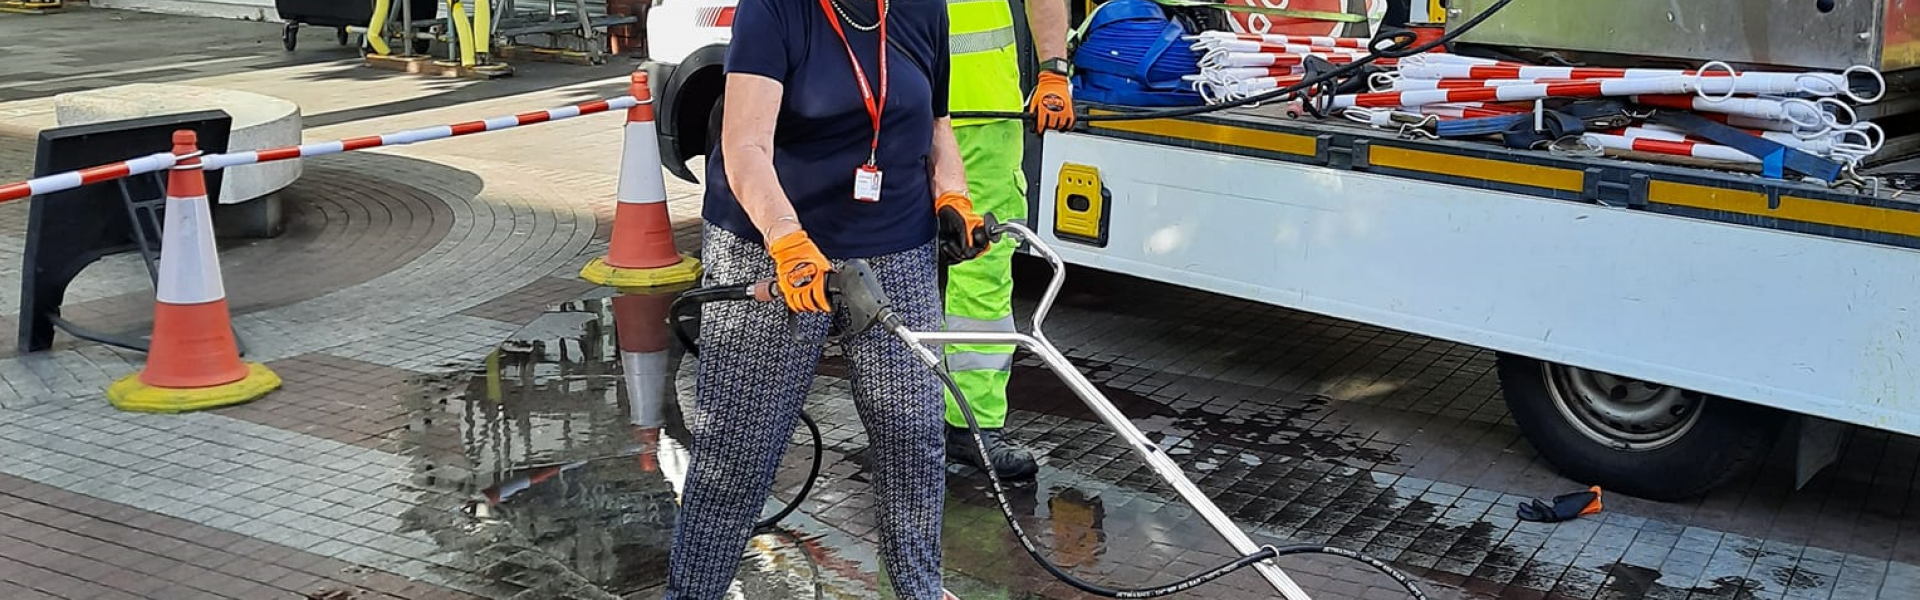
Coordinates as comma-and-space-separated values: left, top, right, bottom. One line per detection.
106, 131, 280, 413
612, 289, 681, 472
580, 71, 702, 288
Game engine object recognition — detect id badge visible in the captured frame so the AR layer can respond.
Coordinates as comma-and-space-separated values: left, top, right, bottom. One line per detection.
853, 165, 883, 203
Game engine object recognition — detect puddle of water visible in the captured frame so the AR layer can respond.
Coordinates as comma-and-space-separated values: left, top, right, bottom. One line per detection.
375, 283, 1852, 600
388, 288, 1055, 599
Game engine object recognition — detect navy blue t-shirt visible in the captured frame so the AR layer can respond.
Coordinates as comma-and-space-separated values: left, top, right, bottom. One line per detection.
702, 0, 951, 259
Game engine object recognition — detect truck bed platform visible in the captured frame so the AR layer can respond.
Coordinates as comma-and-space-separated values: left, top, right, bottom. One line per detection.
1081, 104, 1920, 252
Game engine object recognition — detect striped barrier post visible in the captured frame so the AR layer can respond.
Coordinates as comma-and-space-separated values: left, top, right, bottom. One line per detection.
106, 131, 281, 413
580, 71, 702, 288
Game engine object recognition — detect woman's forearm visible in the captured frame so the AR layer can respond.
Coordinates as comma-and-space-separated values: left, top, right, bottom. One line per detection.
929, 117, 969, 198
722, 74, 805, 241
727, 145, 801, 240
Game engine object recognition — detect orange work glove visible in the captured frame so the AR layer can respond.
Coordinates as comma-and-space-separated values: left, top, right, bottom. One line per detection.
767, 230, 833, 312
934, 191, 990, 264
1029, 71, 1076, 133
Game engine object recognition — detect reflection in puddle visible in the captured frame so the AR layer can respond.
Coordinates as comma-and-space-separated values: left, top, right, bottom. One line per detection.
375, 281, 1882, 600
390, 288, 921, 599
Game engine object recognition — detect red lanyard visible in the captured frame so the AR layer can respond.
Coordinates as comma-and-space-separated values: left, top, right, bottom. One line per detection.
816, 0, 887, 165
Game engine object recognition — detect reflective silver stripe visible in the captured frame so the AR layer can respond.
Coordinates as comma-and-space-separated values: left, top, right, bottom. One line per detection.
946, 351, 1014, 372
944, 314, 1015, 333
951, 26, 1016, 55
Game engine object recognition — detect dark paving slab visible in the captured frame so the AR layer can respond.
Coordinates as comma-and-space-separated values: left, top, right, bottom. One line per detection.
222, 353, 421, 451
0, 471, 484, 600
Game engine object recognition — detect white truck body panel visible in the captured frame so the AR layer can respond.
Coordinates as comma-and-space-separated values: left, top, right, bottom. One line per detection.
646, 0, 735, 64
1037, 132, 1920, 436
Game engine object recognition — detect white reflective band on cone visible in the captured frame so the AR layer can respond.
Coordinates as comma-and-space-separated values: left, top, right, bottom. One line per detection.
156, 194, 227, 305
617, 121, 667, 205
623, 350, 669, 427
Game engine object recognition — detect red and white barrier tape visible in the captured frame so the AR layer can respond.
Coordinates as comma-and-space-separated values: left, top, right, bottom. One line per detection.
1195, 40, 1371, 57
0, 95, 643, 204
1629, 95, 1845, 134
1382, 76, 1577, 91
0, 151, 178, 203
1190, 31, 1372, 50
1582, 132, 1759, 164
1623, 125, 1878, 164
204, 95, 641, 170
1204, 51, 1394, 69
1399, 57, 1882, 103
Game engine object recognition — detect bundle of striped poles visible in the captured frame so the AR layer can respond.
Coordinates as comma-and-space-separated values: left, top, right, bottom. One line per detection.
1337, 52, 1889, 170
1183, 31, 1386, 103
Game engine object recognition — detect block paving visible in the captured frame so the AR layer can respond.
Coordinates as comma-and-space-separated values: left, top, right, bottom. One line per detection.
0, 5, 1917, 600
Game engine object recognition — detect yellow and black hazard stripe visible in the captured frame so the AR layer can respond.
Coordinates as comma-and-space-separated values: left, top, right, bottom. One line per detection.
1082, 109, 1920, 250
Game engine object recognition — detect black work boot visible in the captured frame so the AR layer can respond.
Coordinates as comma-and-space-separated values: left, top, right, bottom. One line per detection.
947, 425, 1039, 480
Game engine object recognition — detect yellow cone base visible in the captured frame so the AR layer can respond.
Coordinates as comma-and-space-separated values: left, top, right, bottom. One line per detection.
0, 1, 63, 15
580, 254, 702, 289
107, 362, 281, 414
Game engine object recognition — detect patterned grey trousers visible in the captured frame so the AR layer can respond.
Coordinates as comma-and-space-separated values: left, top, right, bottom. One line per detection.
664, 224, 947, 600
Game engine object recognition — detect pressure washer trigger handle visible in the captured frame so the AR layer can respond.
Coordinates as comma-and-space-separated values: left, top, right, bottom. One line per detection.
979, 212, 1004, 245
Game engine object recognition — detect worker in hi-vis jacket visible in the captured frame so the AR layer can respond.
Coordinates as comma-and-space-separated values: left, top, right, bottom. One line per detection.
942, 0, 1074, 479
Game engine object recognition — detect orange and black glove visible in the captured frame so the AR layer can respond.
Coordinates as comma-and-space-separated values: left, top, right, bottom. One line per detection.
1029, 71, 1076, 133
1516, 486, 1603, 523
935, 192, 990, 265
768, 230, 833, 312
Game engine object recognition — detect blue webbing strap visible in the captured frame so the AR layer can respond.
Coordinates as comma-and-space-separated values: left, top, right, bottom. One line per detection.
1652, 110, 1841, 182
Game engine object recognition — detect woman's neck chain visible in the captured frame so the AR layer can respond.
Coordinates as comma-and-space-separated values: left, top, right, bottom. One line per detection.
827, 0, 887, 32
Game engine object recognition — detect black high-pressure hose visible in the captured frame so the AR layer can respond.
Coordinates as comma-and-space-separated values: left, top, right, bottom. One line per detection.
660, 4, 1523, 592
670, 287, 824, 532
673, 288, 1431, 598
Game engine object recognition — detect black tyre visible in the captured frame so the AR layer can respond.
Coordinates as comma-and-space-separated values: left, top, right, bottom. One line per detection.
283, 23, 299, 52
1496, 353, 1783, 501
414, 38, 433, 55
337, 27, 350, 46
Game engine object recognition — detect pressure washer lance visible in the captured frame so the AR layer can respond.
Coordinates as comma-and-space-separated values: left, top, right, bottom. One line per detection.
672, 218, 1429, 599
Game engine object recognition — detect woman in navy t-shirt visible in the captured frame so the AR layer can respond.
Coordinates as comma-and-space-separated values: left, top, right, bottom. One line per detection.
666, 0, 991, 595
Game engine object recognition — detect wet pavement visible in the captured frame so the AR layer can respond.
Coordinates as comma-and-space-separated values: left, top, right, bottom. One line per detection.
383, 263, 1920, 600
0, 6, 1916, 600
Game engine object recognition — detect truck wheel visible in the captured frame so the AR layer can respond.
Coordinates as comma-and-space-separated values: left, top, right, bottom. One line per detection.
1496, 353, 1782, 501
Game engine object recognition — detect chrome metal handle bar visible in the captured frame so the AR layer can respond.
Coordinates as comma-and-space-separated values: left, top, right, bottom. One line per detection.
901, 222, 1315, 600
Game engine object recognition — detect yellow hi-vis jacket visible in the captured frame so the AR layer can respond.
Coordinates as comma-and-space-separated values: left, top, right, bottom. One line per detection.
948, 0, 1024, 125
